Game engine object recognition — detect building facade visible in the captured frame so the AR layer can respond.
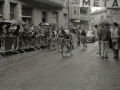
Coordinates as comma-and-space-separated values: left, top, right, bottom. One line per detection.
0, 0, 90, 29
90, 8, 112, 30
69, 6, 90, 30
90, 8, 120, 30
0, 0, 68, 28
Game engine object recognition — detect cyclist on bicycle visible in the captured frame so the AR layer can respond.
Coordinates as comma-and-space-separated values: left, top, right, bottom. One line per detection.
59, 26, 73, 51
59, 26, 72, 40
81, 29, 87, 49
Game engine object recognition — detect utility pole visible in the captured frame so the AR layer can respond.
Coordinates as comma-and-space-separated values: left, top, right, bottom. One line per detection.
68, 0, 70, 30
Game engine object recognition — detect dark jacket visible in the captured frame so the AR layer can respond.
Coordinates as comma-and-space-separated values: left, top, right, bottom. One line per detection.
99, 27, 111, 41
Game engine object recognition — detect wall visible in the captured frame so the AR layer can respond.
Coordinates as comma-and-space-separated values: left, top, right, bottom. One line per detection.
113, 15, 120, 23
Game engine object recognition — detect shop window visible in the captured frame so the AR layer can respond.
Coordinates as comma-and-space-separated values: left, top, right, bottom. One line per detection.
10, 2, 16, 19
101, 15, 104, 20
80, 8, 87, 15
63, 14, 67, 27
22, 5, 32, 24
42, 11, 47, 22
78, 7, 79, 15
0, 2, 3, 18
53, 12, 58, 27
74, 6, 76, 14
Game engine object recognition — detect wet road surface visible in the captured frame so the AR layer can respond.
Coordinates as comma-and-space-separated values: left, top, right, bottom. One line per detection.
0, 42, 120, 90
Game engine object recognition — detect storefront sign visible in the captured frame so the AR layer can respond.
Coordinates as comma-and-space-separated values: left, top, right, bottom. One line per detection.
69, 0, 80, 6
69, 0, 120, 8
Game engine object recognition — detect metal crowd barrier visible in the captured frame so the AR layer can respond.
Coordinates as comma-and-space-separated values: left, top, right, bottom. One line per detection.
17, 35, 37, 52
0, 34, 77, 58
0, 36, 19, 58
48, 37, 58, 50
0, 34, 50, 58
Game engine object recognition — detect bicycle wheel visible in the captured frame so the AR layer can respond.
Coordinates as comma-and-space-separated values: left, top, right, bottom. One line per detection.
61, 44, 68, 58
58, 44, 61, 52
69, 44, 73, 56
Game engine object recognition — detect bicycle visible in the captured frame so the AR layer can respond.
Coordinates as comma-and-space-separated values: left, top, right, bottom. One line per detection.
60, 38, 74, 58
48, 37, 57, 50
81, 35, 87, 50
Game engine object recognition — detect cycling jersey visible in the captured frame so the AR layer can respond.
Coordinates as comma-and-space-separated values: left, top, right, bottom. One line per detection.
59, 30, 71, 39
81, 30, 86, 36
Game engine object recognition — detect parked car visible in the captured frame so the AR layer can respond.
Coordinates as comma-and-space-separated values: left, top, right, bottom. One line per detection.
86, 30, 96, 43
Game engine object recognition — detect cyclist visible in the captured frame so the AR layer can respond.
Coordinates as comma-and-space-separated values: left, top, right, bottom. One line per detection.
76, 27, 81, 46
59, 26, 73, 51
81, 29, 87, 49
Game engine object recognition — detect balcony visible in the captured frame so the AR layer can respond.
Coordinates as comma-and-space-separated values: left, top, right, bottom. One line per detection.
80, 14, 90, 21
35, 0, 64, 7
80, 7, 88, 11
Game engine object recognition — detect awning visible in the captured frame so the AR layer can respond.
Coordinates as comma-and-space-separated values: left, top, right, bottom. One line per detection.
35, 0, 63, 7
73, 20, 80, 23
80, 17, 90, 22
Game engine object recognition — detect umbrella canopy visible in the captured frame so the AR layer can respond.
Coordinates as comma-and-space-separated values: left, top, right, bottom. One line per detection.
40, 22, 49, 26
0, 19, 18, 25
0, 19, 12, 24
99, 22, 110, 26
11, 19, 19, 26
71, 27, 77, 29
99, 19, 113, 26
17, 21, 26, 25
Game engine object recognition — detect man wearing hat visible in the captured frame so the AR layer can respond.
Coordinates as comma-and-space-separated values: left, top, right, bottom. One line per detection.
99, 23, 111, 59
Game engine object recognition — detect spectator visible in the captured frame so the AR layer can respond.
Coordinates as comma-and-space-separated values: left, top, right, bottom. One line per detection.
14, 25, 20, 36
111, 23, 119, 59
99, 23, 111, 59
94, 25, 101, 55
2, 24, 7, 35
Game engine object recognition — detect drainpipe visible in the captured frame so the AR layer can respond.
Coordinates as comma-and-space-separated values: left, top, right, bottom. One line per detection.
68, 0, 70, 30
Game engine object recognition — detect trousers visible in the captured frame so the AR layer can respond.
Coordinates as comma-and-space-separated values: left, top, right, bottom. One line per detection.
101, 41, 109, 57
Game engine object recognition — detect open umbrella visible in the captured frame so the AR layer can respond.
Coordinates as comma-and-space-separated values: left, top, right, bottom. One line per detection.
17, 21, 26, 25
99, 22, 110, 26
99, 19, 113, 26
11, 19, 19, 26
0, 19, 12, 24
40, 22, 49, 26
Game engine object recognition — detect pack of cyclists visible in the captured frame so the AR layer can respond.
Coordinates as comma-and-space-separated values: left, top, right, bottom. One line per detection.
49, 25, 87, 50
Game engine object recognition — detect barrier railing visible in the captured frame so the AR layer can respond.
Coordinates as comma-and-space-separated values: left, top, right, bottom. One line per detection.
48, 37, 58, 50
0, 34, 77, 58
0, 36, 20, 58
17, 34, 50, 52
17, 35, 37, 52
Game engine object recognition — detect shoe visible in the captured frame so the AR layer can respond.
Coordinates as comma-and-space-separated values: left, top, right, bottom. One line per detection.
101, 56, 104, 59
105, 57, 108, 58
97, 52, 101, 54
113, 57, 116, 59
116, 57, 119, 59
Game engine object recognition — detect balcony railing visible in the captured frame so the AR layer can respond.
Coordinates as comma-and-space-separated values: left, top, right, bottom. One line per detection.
49, 0, 64, 6
35, 0, 64, 7
80, 7, 88, 11
80, 14, 90, 21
